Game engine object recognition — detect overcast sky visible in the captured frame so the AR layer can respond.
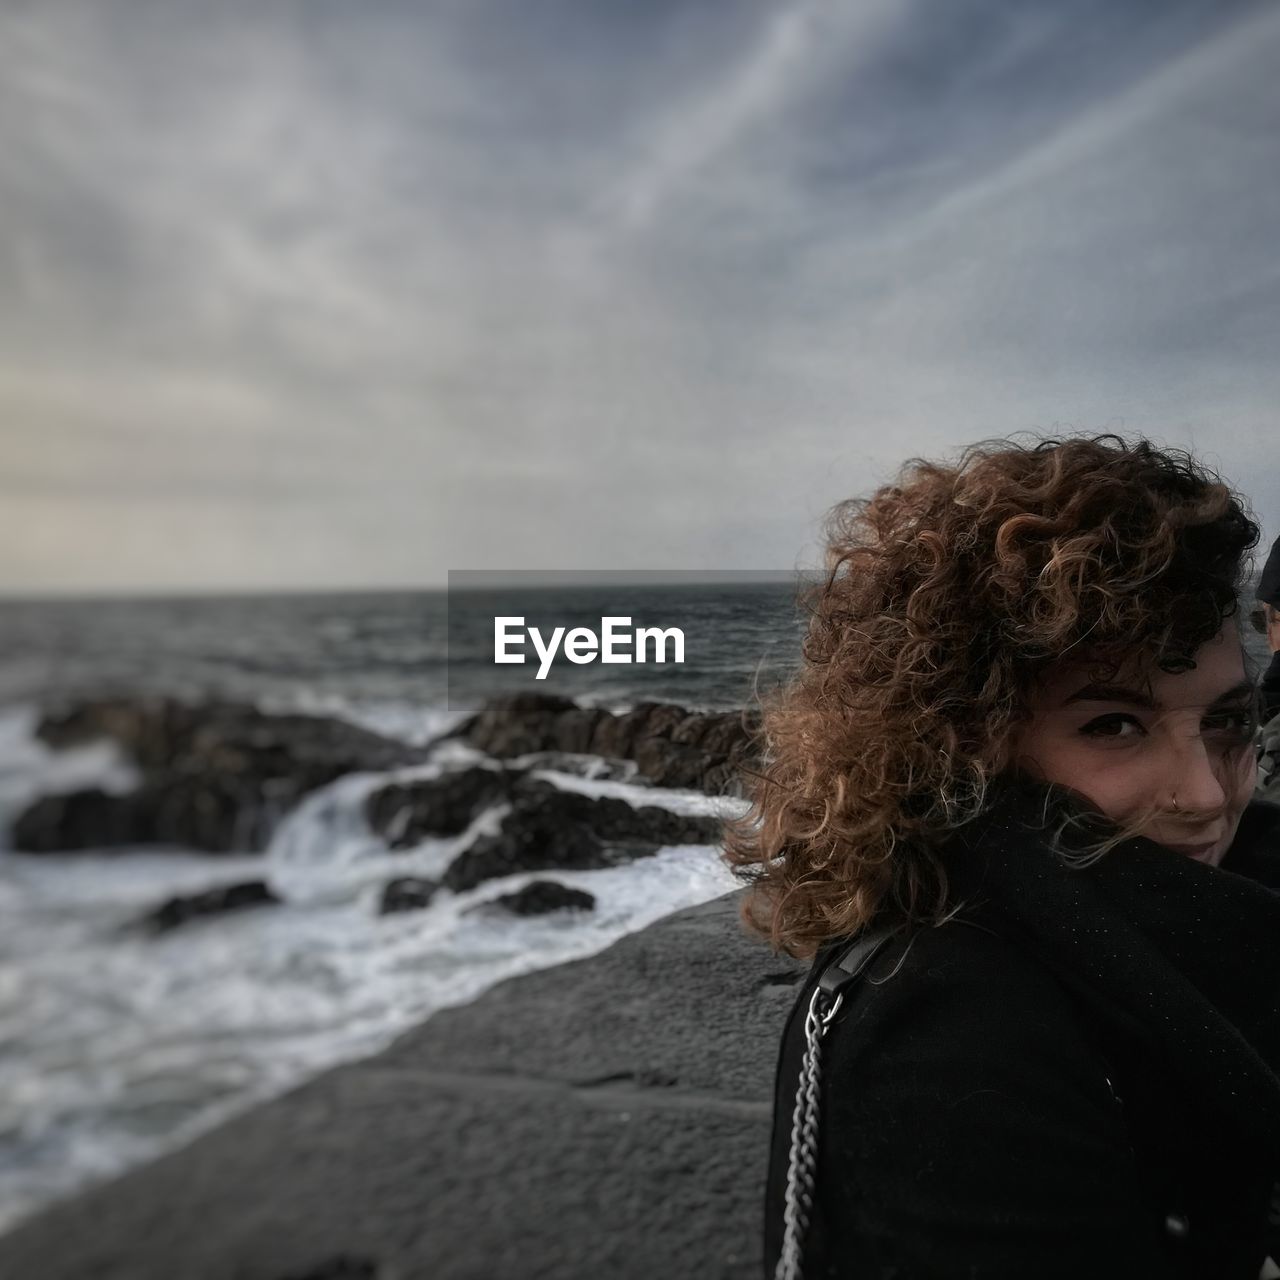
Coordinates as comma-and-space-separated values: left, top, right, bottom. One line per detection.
2, 0, 1278, 594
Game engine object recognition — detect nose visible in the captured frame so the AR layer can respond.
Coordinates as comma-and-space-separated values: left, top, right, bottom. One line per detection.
1166, 734, 1230, 816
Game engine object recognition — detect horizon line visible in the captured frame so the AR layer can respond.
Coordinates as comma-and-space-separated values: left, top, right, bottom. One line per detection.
0, 570, 821, 604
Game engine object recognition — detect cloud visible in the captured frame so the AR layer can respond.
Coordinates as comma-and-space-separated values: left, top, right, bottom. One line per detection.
593, 0, 899, 234
0, 0, 1277, 591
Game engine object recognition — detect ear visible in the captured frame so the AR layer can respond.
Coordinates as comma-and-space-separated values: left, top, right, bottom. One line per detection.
1265, 604, 1280, 655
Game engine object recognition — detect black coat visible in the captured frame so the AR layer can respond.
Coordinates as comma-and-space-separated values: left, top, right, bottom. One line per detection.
764, 783, 1280, 1280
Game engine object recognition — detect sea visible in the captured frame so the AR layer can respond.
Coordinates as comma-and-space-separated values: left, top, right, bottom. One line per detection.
0, 579, 1271, 1236
0, 580, 808, 1234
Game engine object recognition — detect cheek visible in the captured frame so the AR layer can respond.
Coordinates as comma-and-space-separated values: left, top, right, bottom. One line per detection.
1060, 764, 1148, 825
1223, 748, 1258, 812
1016, 730, 1148, 823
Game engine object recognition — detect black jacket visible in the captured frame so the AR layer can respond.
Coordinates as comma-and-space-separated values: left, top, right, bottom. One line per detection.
765, 783, 1280, 1279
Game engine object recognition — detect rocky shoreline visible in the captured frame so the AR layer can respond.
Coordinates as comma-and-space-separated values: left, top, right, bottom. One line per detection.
1, 689, 776, 1274
12, 691, 760, 930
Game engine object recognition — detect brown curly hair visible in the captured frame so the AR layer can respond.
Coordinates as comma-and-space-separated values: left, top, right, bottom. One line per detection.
723, 434, 1259, 959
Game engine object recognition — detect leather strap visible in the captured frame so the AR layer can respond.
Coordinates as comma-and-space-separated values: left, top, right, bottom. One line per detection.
817, 924, 903, 1000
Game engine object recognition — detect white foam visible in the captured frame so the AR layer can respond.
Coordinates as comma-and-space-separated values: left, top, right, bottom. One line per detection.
262, 758, 508, 906
526, 765, 749, 821
0, 703, 144, 850
252, 689, 479, 747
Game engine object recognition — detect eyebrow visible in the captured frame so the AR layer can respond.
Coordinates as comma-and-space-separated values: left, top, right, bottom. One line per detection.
1062, 678, 1256, 711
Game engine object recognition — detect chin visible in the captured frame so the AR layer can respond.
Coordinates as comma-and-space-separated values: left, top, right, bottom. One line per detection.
1153, 838, 1225, 866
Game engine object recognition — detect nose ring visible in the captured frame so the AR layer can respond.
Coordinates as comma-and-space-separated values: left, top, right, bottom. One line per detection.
1171, 795, 1180, 813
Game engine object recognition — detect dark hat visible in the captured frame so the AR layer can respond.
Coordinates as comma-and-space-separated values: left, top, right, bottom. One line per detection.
1259, 534, 1280, 607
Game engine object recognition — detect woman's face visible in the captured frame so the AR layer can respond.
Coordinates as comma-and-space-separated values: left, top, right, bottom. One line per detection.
1013, 622, 1257, 867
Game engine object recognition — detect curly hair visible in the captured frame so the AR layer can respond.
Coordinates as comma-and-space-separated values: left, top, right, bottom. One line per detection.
723, 434, 1259, 959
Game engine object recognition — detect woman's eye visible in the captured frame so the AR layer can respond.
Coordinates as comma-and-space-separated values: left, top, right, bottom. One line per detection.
1203, 710, 1257, 739
1079, 713, 1145, 739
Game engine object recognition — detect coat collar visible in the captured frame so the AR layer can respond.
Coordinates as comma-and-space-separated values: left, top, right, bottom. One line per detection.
945, 777, 1280, 1152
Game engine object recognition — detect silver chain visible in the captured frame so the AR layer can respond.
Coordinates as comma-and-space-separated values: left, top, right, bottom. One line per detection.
774, 984, 845, 1280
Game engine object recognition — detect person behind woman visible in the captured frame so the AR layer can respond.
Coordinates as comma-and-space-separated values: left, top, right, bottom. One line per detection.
724, 435, 1280, 1280
1253, 534, 1280, 797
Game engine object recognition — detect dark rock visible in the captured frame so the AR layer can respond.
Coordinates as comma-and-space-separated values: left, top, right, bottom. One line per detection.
37, 697, 200, 768
507, 777, 720, 844
15, 788, 156, 853
632, 738, 715, 791
365, 767, 518, 848
36, 696, 422, 776
275, 1256, 380, 1280
586, 701, 665, 761
449, 695, 760, 796
444, 823, 613, 894
139, 881, 279, 934
548, 706, 607, 755
15, 777, 283, 855
378, 877, 441, 916
452, 693, 578, 758
467, 879, 596, 917
701, 760, 744, 797
442, 778, 723, 893
14, 697, 428, 855
14, 693, 752, 860
668, 712, 717, 748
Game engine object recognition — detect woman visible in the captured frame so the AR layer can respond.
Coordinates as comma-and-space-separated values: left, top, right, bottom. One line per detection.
724, 435, 1280, 1279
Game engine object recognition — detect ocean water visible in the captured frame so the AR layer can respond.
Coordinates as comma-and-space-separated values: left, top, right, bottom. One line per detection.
0, 581, 1271, 1235
0, 582, 806, 1235
0, 580, 809, 728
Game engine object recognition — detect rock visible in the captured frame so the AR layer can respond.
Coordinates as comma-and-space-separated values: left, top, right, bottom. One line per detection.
37, 697, 199, 768
37, 697, 422, 775
275, 1256, 380, 1280
586, 701, 666, 761
547, 707, 608, 755
14, 776, 282, 855
450, 693, 578, 758
442, 778, 723, 893
12, 694, 751, 859
378, 877, 441, 916
506, 777, 721, 846
365, 767, 518, 848
13, 697, 428, 855
14, 788, 157, 853
443, 823, 613, 894
449, 695, 760, 796
467, 880, 596, 917
632, 738, 715, 791
138, 881, 279, 934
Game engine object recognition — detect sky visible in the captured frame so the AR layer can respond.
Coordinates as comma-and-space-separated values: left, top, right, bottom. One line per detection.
2, 0, 1279, 594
